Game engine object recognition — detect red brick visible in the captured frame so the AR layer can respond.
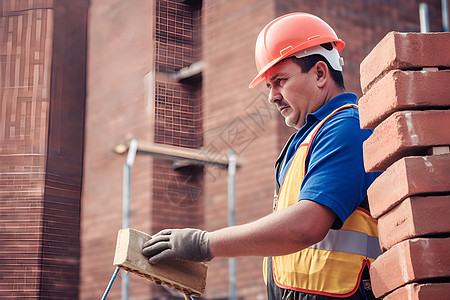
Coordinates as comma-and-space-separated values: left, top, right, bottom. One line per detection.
363, 110, 450, 172
377, 195, 450, 251
383, 282, 450, 300
360, 32, 450, 93
359, 70, 450, 129
370, 237, 450, 298
367, 154, 450, 219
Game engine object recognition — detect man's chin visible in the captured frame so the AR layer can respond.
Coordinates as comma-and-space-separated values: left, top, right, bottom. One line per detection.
285, 119, 296, 129
285, 118, 304, 130
284, 118, 292, 127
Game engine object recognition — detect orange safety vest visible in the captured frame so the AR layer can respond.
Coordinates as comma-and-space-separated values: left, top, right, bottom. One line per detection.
263, 104, 381, 297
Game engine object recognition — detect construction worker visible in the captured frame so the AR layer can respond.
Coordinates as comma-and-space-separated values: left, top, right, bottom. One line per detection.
142, 12, 381, 300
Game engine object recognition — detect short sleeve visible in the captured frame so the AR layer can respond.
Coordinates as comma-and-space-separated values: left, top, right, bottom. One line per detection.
298, 111, 379, 229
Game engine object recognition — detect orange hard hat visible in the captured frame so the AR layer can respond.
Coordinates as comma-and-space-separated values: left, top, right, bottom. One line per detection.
249, 12, 345, 88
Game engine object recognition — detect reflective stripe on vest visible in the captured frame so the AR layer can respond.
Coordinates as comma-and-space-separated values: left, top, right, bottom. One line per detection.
308, 227, 381, 259
266, 104, 381, 297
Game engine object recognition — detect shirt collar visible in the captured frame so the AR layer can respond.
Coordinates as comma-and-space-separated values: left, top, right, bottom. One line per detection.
289, 92, 357, 144
305, 92, 357, 125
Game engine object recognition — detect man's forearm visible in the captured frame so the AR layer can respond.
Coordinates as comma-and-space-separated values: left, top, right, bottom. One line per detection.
209, 200, 336, 258
141, 200, 336, 263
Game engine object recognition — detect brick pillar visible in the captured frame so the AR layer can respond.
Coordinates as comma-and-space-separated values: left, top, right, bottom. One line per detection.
359, 32, 450, 299
0, 0, 88, 298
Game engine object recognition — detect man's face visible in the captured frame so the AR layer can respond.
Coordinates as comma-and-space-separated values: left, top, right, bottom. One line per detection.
265, 58, 323, 130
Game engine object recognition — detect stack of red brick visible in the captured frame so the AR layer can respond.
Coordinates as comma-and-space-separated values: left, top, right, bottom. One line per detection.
359, 32, 450, 299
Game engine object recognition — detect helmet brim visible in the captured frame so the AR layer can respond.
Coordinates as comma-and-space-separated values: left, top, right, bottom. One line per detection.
249, 39, 345, 89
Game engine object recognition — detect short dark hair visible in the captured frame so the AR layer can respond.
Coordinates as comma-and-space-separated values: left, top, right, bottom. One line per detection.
291, 44, 345, 90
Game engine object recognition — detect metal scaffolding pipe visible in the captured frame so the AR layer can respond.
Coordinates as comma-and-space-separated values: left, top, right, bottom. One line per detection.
443, 0, 449, 31
228, 149, 237, 300
114, 138, 242, 298
420, 3, 430, 33
121, 138, 138, 300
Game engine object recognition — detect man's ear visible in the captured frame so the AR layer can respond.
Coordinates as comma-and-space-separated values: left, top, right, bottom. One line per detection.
314, 61, 328, 88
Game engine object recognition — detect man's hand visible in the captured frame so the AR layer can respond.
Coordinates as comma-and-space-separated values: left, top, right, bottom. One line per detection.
142, 228, 213, 264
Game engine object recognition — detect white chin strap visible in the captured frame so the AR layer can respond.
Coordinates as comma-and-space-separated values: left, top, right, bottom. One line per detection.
293, 44, 344, 71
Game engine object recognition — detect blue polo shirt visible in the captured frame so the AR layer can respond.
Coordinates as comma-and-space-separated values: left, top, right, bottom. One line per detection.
277, 93, 380, 228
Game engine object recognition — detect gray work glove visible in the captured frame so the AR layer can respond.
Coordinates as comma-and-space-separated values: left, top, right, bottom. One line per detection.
142, 228, 213, 264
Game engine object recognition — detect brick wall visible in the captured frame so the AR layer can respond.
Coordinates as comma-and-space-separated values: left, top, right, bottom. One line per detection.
81, 0, 204, 299
0, 1, 53, 297
202, 1, 278, 298
80, 0, 155, 298
152, 0, 204, 297
0, 0, 87, 298
359, 31, 450, 299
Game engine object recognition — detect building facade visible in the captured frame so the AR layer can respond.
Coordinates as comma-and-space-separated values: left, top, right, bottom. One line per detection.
0, 0, 445, 299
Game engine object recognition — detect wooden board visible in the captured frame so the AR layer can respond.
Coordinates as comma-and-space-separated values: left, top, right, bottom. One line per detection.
113, 228, 207, 297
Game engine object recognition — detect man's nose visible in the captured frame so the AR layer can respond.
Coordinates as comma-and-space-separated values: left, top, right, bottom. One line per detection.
268, 88, 281, 104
